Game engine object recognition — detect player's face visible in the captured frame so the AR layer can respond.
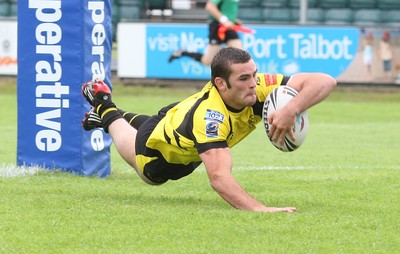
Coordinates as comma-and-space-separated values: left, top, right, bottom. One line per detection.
224, 60, 258, 110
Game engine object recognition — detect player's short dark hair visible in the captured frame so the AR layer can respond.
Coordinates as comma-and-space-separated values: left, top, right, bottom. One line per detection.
211, 47, 252, 86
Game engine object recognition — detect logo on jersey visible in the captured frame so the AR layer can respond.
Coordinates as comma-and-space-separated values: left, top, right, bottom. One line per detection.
204, 109, 224, 122
248, 114, 256, 129
263, 74, 277, 86
206, 121, 220, 138
204, 110, 224, 138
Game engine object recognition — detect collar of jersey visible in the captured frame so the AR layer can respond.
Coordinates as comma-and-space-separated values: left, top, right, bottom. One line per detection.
224, 102, 245, 113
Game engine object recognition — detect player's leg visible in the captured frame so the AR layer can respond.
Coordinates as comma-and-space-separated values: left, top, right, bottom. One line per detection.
200, 44, 221, 66
168, 21, 218, 65
82, 79, 158, 185
107, 119, 139, 171
81, 79, 135, 164
226, 38, 243, 49
82, 108, 151, 131
117, 109, 151, 129
168, 49, 203, 63
105, 117, 159, 185
199, 35, 242, 66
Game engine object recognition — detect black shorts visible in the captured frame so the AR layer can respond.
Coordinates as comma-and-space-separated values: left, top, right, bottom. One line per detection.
209, 20, 239, 45
135, 103, 202, 184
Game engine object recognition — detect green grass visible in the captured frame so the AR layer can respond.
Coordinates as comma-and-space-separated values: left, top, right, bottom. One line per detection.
1, 79, 400, 253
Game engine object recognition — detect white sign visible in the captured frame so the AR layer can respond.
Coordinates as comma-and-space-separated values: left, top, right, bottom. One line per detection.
0, 20, 17, 75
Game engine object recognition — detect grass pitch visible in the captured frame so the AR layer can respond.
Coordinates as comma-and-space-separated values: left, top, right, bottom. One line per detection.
1, 79, 400, 253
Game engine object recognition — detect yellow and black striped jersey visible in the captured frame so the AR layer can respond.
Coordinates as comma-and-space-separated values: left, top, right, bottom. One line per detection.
142, 73, 289, 166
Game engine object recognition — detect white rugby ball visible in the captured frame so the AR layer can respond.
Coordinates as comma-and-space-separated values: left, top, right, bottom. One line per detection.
262, 86, 309, 152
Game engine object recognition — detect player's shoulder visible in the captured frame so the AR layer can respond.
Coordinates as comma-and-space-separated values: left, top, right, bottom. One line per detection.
256, 73, 286, 86
204, 86, 228, 112
193, 85, 229, 121
256, 73, 292, 102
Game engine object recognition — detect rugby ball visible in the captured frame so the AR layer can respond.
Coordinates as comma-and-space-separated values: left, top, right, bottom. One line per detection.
262, 86, 309, 152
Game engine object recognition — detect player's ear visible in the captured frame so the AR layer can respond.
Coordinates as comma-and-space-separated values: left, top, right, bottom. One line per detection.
214, 77, 227, 90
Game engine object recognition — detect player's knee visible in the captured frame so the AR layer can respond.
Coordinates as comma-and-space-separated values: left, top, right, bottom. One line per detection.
202, 55, 213, 66
132, 165, 166, 185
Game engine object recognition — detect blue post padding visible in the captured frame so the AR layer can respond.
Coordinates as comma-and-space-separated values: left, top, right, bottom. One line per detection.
17, 0, 113, 177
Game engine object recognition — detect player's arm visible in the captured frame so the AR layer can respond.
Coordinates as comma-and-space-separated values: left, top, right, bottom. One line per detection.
199, 147, 296, 213
268, 73, 336, 145
285, 73, 336, 115
205, 1, 234, 28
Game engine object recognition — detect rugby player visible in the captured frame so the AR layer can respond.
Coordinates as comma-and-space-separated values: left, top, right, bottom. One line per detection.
82, 47, 336, 212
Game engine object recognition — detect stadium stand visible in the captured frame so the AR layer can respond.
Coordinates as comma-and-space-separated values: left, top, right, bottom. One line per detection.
117, 0, 144, 21
381, 10, 400, 26
143, 0, 171, 17
238, 7, 263, 23
118, 5, 142, 21
348, 0, 376, 9
377, 0, 400, 9
147, 0, 169, 9
239, 0, 261, 8
323, 8, 354, 25
1, 0, 399, 26
118, 0, 144, 10
170, 8, 208, 22
288, 0, 318, 8
306, 8, 325, 24
1, 0, 400, 30
8, 1, 16, 17
0, 0, 9, 17
193, 0, 208, 8
353, 9, 381, 26
262, 7, 293, 24
290, 7, 300, 23
261, 0, 288, 8
0, 0, 16, 18
318, 0, 349, 8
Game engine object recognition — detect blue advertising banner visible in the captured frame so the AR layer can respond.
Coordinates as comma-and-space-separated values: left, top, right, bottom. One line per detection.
147, 24, 210, 79
17, 0, 113, 177
153, 25, 359, 79
118, 23, 360, 80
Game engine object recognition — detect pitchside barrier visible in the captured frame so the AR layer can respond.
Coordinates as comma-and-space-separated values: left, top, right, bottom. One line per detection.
0, 21, 17, 76
17, 0, 113, 177
117, 23, 400, 84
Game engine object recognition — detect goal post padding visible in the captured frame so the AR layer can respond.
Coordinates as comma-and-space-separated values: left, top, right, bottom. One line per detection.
17, 0, 113, 177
